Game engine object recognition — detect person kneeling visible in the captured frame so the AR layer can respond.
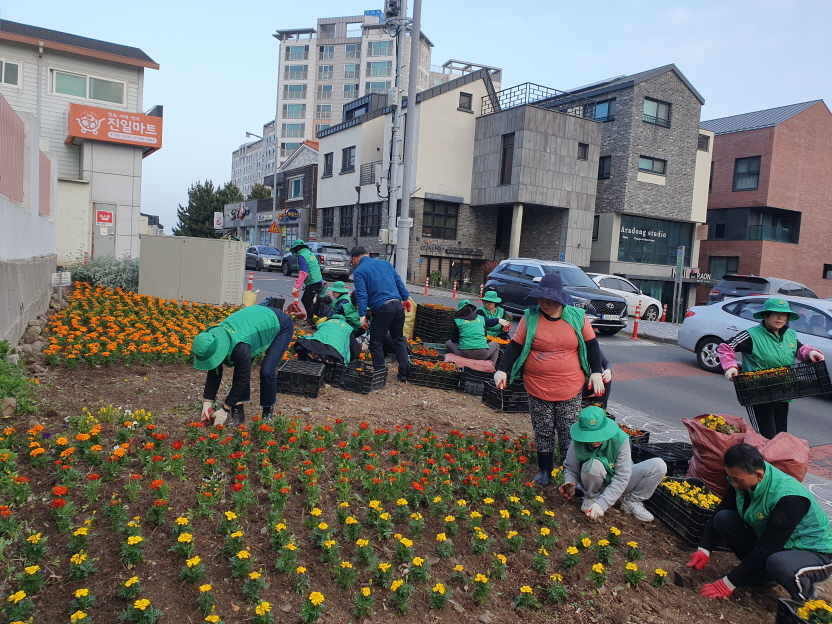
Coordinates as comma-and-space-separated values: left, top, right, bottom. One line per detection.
689, 443, 832, 602
559, 406, 666, 522
446, 299, 509, 365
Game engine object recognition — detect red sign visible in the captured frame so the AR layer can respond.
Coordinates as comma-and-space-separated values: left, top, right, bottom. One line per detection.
96, 210, 114, 225
66, 103, 163, 152
267, 220, 280, 234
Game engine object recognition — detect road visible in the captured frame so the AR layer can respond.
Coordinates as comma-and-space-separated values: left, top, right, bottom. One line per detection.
246, 269, 832, 446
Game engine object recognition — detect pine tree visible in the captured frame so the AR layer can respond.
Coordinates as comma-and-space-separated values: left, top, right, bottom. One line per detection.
247, 183, 272, 200
172, 181, 244, 238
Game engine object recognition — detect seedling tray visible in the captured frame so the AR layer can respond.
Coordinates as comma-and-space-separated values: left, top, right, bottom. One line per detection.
459, 368, 495, 396
482, 381, 529, 413
277, 360, 326, 398
632, 442, 693, 477
734, 360, 832, 406
332, 363, 388, 394
409, 368, 460, 391
644, 477, 716, 546
775, 599, 803, 624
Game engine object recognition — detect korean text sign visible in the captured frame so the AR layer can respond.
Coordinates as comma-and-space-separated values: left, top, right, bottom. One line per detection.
67, 103, 163, 150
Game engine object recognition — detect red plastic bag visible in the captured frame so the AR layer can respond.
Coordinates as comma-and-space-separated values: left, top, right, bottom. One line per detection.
285, 301, 306, 320
684, 414, 749, 497
759, 433, 810, 483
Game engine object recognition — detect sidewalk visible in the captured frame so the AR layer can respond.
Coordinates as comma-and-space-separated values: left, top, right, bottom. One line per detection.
618, 318, 680, 344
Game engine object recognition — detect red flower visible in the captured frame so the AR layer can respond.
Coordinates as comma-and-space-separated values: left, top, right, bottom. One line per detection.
172, 440, 183, 450
335, 418, 342, 424
359, 422, 369, 430
280, 487, 290, 495
235, 474, 247, 482
338, 441, 347, 449
150, 479, 165, 490
0, 506, 11, 519
87, 474, 100, 481
303, 469, 315, 477
201, 491, 213, 498
143, 442, 155, 451
153, 499, 167, 507
151, 455, 164, 462
232, 483, 243, 492
14, 476, 29, 484
51, 498, 67, 508
53, 485, 68, 496
171, 454, 183, 460
340, 452, 352, 460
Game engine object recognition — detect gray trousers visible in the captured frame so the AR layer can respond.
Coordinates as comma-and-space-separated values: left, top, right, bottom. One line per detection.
445, 340, 500, 365
580, 457, 666, 503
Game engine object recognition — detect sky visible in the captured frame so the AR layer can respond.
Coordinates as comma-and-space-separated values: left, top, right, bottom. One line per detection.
3, 0, 831, 231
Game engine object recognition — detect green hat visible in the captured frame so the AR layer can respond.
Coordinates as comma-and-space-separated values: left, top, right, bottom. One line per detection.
753, 298, 799, 321
481, 291, 501, 304
570, 406, 619, 444
330, 281, 349, 293
192, 328, 231, 371
457, 299, 473, 310
290, 239, 308, 251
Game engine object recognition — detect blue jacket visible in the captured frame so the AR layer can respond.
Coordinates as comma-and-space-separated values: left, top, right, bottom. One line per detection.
352, 256, 410, 316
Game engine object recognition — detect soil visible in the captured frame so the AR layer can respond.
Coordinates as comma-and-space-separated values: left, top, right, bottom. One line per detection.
3, 361, 812, 624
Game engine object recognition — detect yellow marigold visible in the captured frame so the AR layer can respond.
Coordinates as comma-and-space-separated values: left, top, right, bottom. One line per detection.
396, 498, 409, 506
592, 563, 605, 574
379, 512, 391, 521
506, 530, 518, 539
274, 522, 287, 532
134, 598, 151, 611
125, 576, 140, 587
75, 588, 90, 598
483, 497, 494, 505
581, 538, 592, 548
610, 526, 621, 536
627, 541, 639, 548
175, 516, 190, 526
410, 512, 423, 521
74, 527, 89, 536
454, 564, 464, 572
521, 509, 531, 517
356, 538, 369, 548
597, 539, 610, 547
309, 592, 325, 606
187, 556, 202, 567
566, 546, 579, 555
24, 565, 40, 575
345, 516, 358, 525
255, 601, 271, 616
520, 585, 533, 594
544, 510, 555, 518
494, 553, 507, 564
7, 591, 26, 604
538, 547, 549, 556
204, 616, 220, 623
551, 573, 563, 583
323, 539, 335, 549
457, 499, 467, 506
199, 584, 212, 592
178, 533, 193, 543
655, 569, 668, 577
412, 556, 425, 567
236, 550, 250, 559
71, 611, 88, 622
509, 495, 520, 503
444, 515, 456, 523
340, 561, 353, 569
476, 531, 488, 541
230, 530, 244, 539
378, 562, 391, 572
224, 511, 237, 521
626, 562, 638, 571
368, 500, 382, 510
540, 527, 551, 536
317, 522, 329, 531
70, 552, 87, 565
433, 582, 446, 595
309, 507, 322, 517
436, 532, 447, 542
535, 495, 544, 503
249, 571, 261, 580
338, 501, 350, 508
474, 573, 489, 584
296, 566, 307, 574
432, 496, 442, 504
390, 579, 404, 592
361, 586, 371, 597
285, 543, 297, 551
470, 511, 482, 519
27, 533, 42, 543
127, 536, 143, 545
399, 537, 413, 548
499, 509, 510, 519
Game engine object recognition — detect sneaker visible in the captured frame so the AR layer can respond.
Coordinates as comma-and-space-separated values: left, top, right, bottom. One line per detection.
580, 495, 599, 513
621, 497, 654, 522
261, 408, 274, 421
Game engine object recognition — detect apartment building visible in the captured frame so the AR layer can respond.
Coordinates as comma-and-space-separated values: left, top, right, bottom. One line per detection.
231, 120, 275, 198
698, 100, 832, 299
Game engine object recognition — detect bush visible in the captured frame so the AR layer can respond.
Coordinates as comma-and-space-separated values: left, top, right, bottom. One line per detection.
69, 254, 140, 292
0, 340, 37, 414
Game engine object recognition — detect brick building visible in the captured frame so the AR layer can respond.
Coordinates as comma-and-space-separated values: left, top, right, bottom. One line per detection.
698, 100, 832, 300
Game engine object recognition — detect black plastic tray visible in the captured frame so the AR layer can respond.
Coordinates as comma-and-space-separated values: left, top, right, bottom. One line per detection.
409, 368, 460, 390
644, 477, 716, 546
459, 368, 495, 396
734, 360, 832, 406
277, 360, 326, 398
482, 381, 529, 413
334, 364, 388, 394
632, 442, 693, 477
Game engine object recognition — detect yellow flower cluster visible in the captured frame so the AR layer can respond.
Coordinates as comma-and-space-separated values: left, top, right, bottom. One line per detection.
308, 592, 325, 606
797, 600, 832, 621
661, 479, 722, 510
699, 414, 741, 434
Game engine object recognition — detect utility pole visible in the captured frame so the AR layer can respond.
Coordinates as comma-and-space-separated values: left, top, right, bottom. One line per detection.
385, 0, 408, 263
395, 0, 422, 281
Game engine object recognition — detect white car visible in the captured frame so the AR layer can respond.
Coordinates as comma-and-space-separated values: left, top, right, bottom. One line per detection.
678, 295, 832, 374
588, 273, 663, 321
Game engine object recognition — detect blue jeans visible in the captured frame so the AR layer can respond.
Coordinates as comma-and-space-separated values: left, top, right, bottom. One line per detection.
260, 309, 295, 409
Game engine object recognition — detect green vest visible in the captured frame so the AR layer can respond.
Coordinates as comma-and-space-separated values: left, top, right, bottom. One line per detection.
217, 305, 282, 367
341, 302, 362, 331
333, 294, 351, 310
309, 316, 352, 364
479, 306, 507, 337
298, 248, 322, 286
455, 315, 488, 350
741, 324, 799, 372
734, 463, 832, 553
573, 428, 629, 487
510, 305, 590, 384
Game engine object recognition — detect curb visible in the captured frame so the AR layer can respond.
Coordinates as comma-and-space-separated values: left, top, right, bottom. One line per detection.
618, 327, 679, 346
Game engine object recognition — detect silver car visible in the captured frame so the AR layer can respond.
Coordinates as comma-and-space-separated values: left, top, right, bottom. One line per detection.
678, 295, 832, 374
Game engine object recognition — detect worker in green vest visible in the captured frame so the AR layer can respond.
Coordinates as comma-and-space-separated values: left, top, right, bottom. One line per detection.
295, 315, 359, 366
718, 298, 825, 438
445, 299, 509, 365
192, 304, 294, 426
290, 240, 324, 325
477, 291, 511, 339
559, 406, 667, 522
689, 443, 832, 602
329, 281, 351, 314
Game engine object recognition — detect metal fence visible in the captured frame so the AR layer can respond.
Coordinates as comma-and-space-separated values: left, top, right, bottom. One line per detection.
481, 82, 567, 116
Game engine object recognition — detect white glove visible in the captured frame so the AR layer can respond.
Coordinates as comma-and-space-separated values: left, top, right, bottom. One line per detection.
810, 350, 825, 362
602, 369, 612, 383
292, 288, 299, 296
588, 373, 605, 396
586, 503, 604, 520
494, 371, 508, 390
498, 319, 511, 328
724, 367, 738, 381
201, 400, 213, 421
212, 407, 228, 427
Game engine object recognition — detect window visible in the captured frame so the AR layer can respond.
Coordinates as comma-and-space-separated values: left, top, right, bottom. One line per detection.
319, 45, 334, 60
714, 223, 726, 239
53, 70, 124, 104
344, 64, 360, 78
825, 264, 832, 280
283, 84, 306, 99
281, 123, 304, 137
698, 134, 711, 152
341, 146, 356, 172
315, 123, 331, 134
643, 98, 671, 127
592, 215, 600, 241
734, 300, 766, 322
708, 256, 739, 281
593, 99, 616, 122
368, 41, 393, 57
280, 142, 301, 157
366, 61, 392, 77
638, 156, 666, 175
748, 206, 799, 243
282, 104, 305, 118
359, 202, 382, 237
344, 84, 359, 98
285, 45, 309, 60
598, 156, 611, 179
618, 214, 694, 266
323, 152, 334, 177
320, 207, 334, 237
577, 143, 589, 160
340, 205, 354, 236
318, 65, 333, 80
284, 65, 308, 80
733, 156, 761, 191
498, 263, 525, 278
315, 104, 331, 119
499, 133, 515, 185
421, 201, 459, 240
1, 60, 20, 85
319, 24, 336, 38
288, 176, 303, 200
317, 85, 332, 100
458, 92, 473, 111
522, 265, 545, 282
365, 81, 390, 95
346, 44, 361, 59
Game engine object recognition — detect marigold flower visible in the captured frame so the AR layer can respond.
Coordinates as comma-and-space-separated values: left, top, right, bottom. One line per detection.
474, 573, 489, 583
412, 557, 425, 567
627, 541, 639, 548
75, 588, 90, 598
187, 556, 202, 567
309, 592, 325, 606
520, 585, 533, 594
399, 537, 413, 548
361, 586, 371, 597
125, 576, 140, 587
25, 565, 40, 575
175, 517, 190, 526
356, 539, 369, 548
249, 571, 261, 580
597, 539, 609, 547
224, 511, 237, 521
626, 562, 639, 571
581, 538, 592, 548
566, 546, 579, 555
134, 599, 151, 611
592, 563, 605, 574
127, 536, 143, 545
70, 552, 87, 565
551, 573, 563, 583
199, 584, 212, 592
71, 611, 88, 622
255, 601, 271, 616
8, 590, 26, 604
454, 564, 464, 572
230, 530, 243, 539
204, 616, 220, 623
378, 562, 391, 572
655, 568, 668, 577
610, 527, 621, 536
436, 532, 447, 542
309, 507, 322, 517
178, 533, 193, 543
27, 533, 42, 544
390, 579, 404, 592
296, 566, 307, 574
284, 543, 297, 551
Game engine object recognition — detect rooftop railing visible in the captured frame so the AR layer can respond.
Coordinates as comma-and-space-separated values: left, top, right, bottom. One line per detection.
481, 82, 566, 116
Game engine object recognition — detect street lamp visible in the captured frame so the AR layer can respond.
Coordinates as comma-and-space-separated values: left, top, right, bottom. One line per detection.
245, 132, 263, 139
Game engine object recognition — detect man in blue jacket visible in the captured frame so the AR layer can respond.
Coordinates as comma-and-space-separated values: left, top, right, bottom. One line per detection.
350, 246, 411, 381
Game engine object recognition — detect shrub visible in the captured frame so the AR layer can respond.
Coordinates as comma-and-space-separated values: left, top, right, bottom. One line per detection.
69, 254, 140, 292
0, 340, 37, 414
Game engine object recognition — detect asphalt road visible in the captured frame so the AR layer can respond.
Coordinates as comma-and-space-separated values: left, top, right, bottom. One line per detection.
247, 269, 832, 446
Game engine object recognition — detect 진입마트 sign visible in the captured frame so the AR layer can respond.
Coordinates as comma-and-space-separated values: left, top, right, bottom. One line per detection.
278, 208, 300, 222
66, 103, 163, 152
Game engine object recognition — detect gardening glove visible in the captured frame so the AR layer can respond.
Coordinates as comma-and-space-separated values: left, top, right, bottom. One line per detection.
588, 373, 605, 396
212, 407, 228, 427
602, 368, 612, 383
586, 503, 604, 520
687, 548, 710, 570
402, 300, 412, 313
700, 577, 734, 599
810, 350, 825, 362
559, 483, 576, 501
724, 367, 738, 381
292, 288, 300, 296
498, 318, 511, 328
494, 371, 508, 390
201, 400, 213, 422
361, 316, 368, 330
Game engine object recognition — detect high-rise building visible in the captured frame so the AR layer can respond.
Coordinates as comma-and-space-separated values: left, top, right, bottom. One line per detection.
231, 120, 275, 198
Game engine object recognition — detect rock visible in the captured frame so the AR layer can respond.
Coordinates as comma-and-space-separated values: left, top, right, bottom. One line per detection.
28, 320, 39, 327
28, 326, 42, 336
5, 354, 20, 365
451, 600, 465, 613
18, 344, 33, 355
31, 341, 44, 353
479, 612, 495, 623
1, 397, 16, 419
301, 407, 313, 413
279, 603, 292, 613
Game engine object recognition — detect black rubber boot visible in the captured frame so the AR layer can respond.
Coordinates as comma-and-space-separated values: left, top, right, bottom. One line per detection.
231, 404, 245, 427
261, 407, 273, 421
533, 452, 554, 487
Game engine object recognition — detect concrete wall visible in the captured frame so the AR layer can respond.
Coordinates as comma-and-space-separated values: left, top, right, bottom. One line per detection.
56, 179, 91, 265
692, 129, 714, 223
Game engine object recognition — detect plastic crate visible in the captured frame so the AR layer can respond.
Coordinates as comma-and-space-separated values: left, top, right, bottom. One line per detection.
482, 381, 529, 413
775, 599, 802, 624
277, 360, 326, 398
459, 368, 495, 396
335, 364, 388, 394
632, 442, 693, 477
408, 342, 448, 362
619, 424, 650, 446
413, 325, 454, 344
734, 360, 832, 407
408, 367, 461, 391
643, 477, 716, 546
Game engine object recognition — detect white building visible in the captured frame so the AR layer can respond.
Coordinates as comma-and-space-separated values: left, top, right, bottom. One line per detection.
230, 119, 275, 198
0, 19, 162, 265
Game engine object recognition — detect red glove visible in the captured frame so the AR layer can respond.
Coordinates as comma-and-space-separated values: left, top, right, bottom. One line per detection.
687, 549, 710, 570
700, 578, 734, 598
402, 300, 412, 313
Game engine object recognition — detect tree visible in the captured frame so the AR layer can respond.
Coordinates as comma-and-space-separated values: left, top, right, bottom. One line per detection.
247, 183, 272, 200
172, 181, 244, 238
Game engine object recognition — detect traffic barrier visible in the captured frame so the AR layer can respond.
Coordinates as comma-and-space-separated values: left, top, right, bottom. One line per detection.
479, 283, 484, 299
452, 280, 458, 299
631, 301, 641, 340
247, 272, 254, 291
661, 303, 668, 323
83, 252, 89, 266
424, 276, 429, 296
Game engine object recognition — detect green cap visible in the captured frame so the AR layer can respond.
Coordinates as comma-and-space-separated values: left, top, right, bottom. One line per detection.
481, 291, 501, 303
290, 239, 308, 251
457, 299, 473, 310
570, 406, 619, 443
753, 298, 799, 321
330, 281, 349, 293
192, 328, 231, 371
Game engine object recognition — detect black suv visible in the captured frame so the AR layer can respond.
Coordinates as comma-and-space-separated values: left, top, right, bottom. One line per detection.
708, 275, 818, 304
281, 243, 351, 279
484, 259, 628, 335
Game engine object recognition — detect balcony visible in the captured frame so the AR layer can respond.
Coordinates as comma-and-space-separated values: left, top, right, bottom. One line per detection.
318, 70, 333, 80
319, 51, 334, 61
287, 51, 308, 61
366, 88, 387, 95
642, 113, 671, 128
360, 160, 381, 185
317, 90, 332, 100
367, 67, 392, 77
346, 50, 361, 59
481, 82, 566, 115
283, 90, 307, 99
284, 71, 307, 80
346, 28, 362, 38
748, 225, 796, 243
282, 110, 305, 119
344, 70, 359, 79
315, 110, 332, 120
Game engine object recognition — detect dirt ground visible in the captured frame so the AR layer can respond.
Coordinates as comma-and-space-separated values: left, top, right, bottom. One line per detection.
4, 361, 810, 624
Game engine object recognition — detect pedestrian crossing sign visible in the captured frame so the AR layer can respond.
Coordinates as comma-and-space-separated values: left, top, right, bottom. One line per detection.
267, 220, 280, 234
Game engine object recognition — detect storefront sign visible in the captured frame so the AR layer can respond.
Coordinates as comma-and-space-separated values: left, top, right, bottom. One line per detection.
618, 215, 693, 267
425, 192, 464, 204
444, 248, 483, 257
95, 209, 114, 225
420, 242, 445, 254
230, 204, 248, 220
66, 103, 163, 150
620, 225, 668, 243
213, 212, 224, 229
278, 208, 300, 222
256, 213, 273, 222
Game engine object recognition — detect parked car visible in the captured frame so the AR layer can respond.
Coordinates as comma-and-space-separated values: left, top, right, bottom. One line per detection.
281, 243, 351, 279
484, 258, 628, 335
678, 295, 832, 373
707, 274, 818, 304
587, 273, 663, 321
245, 245, 283, 272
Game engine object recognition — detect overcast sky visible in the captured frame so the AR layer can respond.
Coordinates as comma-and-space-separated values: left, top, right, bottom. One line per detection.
4, 0, 831, 231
